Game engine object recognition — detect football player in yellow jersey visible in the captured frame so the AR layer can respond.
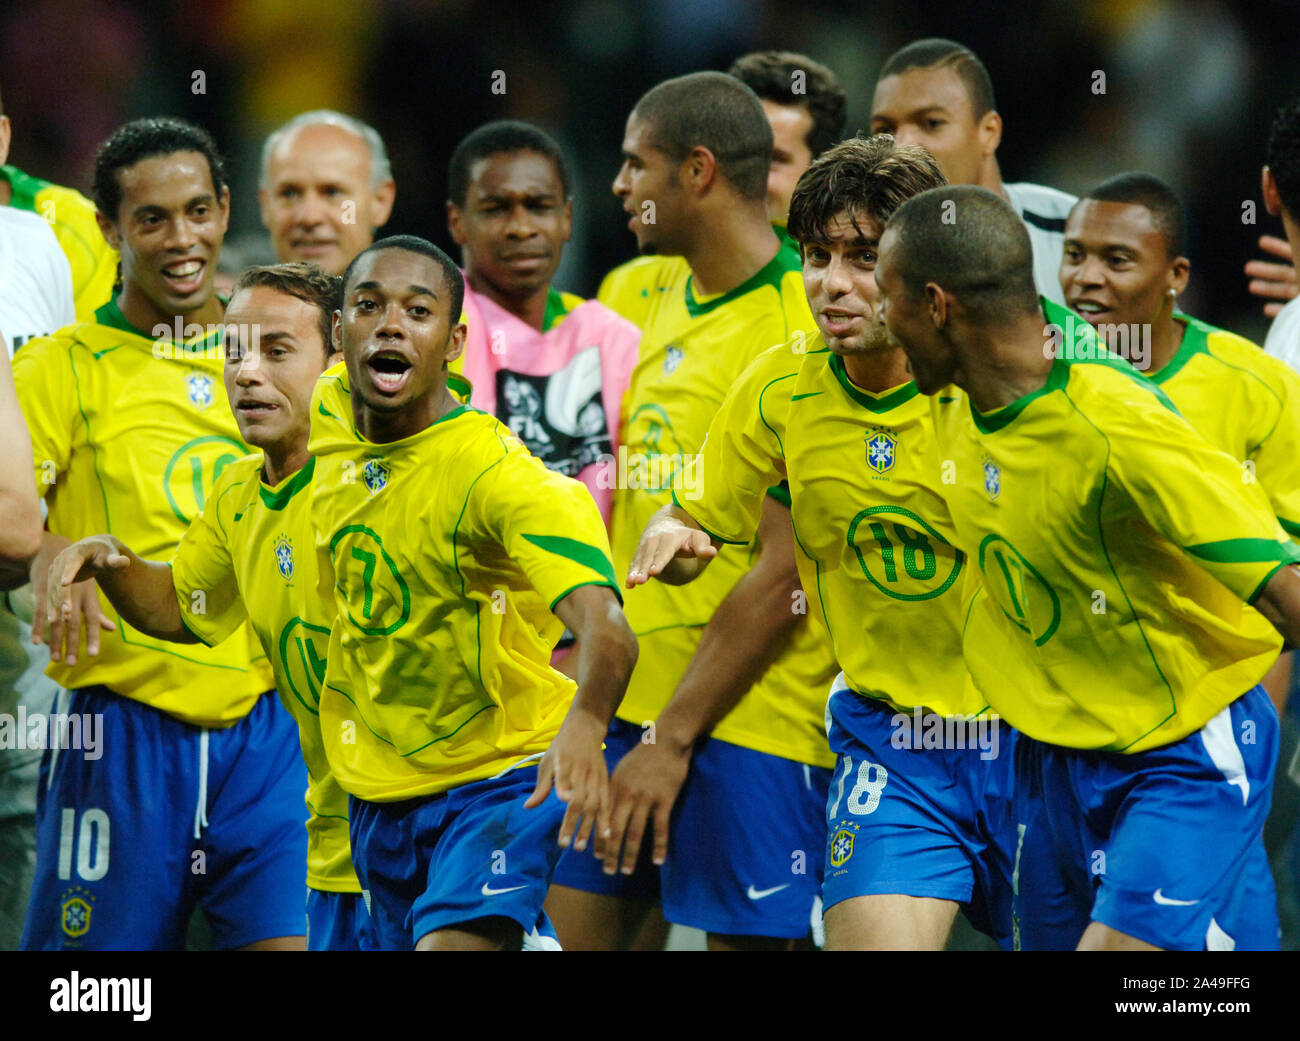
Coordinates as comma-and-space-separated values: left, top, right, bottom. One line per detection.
310, 236, 636, 951
549, 72, 838, 952
597, 53, 845, 326
15, 118, 307, 951
623, 135, 1017, 951
43, 263, 376, 950
0, 82, 116, 321
727, 51, 847, 228
1061, 171, 1300, 716
876, 185, 1300, 951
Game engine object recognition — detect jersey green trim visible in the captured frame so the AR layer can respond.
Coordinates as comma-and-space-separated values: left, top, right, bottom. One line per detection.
758, 370, 797, 458
0, 164, 48, 212
827, 354, 918, 413
1249, 561, 1290, 604
94, 300, 148, 339
1280, 517, 1300, 538
683, 241, 800, 318
1065, 391, 1178, 749
670, 489, 748, 545
1146, 314, 1208, 385
548, 579, 622, 612
519, 533, 619, 589
766, 483, 791, 508
258, 456, 316, 510
970, 354, 1069, 434
1184, 538, 1300, 564
447, 373, 473, 400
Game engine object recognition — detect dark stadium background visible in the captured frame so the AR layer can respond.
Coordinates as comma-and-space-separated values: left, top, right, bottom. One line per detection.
5, 0, 1299, 949
5, 0, 1300, 343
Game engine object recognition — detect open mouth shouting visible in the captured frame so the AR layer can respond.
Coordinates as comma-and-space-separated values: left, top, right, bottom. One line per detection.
365, 348, 414, 395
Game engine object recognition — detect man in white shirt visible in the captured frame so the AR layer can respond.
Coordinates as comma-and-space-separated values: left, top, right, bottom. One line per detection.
870, 37, 1075, 305
0, 202, 75, 949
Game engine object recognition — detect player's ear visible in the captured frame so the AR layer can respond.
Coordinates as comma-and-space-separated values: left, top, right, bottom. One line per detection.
684, 145, 717, 196
924, 281, 948, 328
95, 209, 121, 252
446, 200, 468, 246
560, 196, 573, 244
1262, 167, 1283, 218
443, 321, 467, 366
331, 309, 343, 355
216, 185, 231, 233
978, 110, 1002, 158
372, 179, 396, 229
1167, 255, 1191, 297
0, 115, 11, 167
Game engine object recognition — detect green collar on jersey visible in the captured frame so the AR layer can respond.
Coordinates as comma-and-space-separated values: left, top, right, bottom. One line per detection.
969, 297, 1074, 434
0, 164, 49, 212
827, 352, 918, 412
1145, 313, 1209, 385
93, 298, 227, 348
258, 456, 316, 510
683, 238, 801, 318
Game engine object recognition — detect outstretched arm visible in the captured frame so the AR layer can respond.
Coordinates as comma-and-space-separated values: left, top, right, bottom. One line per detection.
525, 584, 637, 854
603, 496, 806, 875
43, 534, 193, 665
625, 502, 719, 587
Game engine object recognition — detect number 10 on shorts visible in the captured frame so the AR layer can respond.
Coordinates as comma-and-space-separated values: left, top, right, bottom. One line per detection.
57, 808, 110, 882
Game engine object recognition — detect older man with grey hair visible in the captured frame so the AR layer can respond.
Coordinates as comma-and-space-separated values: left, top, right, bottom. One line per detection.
259, 110, 396, 276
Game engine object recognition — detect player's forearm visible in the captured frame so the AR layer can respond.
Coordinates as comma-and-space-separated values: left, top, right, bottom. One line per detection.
1255, 565, 1300, 650
656, 555, 805, 752
557, 587, 639, 726
85, 538, 193, 643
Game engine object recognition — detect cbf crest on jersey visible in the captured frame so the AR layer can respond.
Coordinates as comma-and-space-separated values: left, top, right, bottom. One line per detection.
983, 457, 1001, 501
362, 458, 390, 495
663, 343, 684, 376
186, 372, 214, 410
830, 827, 855, 867
273, 533, 294, 581
865, 428, 898, 475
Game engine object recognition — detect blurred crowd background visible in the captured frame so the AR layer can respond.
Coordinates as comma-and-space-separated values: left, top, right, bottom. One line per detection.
4, 0, 1298, 343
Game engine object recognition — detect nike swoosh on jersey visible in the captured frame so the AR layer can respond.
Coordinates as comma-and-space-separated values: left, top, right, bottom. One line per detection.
747, 883, 791, 900
1152, 889, 1199, 906
481, 882, 529, 896
791, 392, 824, 401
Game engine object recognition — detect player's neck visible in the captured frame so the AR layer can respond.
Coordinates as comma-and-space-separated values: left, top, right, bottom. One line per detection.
260, 441, 311, 488
0, 179, 11, 206
116, 284, 225, 339
843, 345, 911, 394
976, 157, 1007, 199
355, 385, 460, 444
1282, 210, 1300, 266
467, 268, 548, 331
961, 312, 1056, 413
685, 207, 780, 298
1146, 310, 1186, 375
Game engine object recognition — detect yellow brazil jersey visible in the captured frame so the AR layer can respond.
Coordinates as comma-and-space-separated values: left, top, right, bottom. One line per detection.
689, 336, 986, 720
2, 165, 116, 322
597, 255, 668, 329
1148, 313, 1300, 537
12, 300, 273, 726
608, 241, 837, 767
170, 454, 358, 893
309, 364, 622, 801
934, 298, 1300, 753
